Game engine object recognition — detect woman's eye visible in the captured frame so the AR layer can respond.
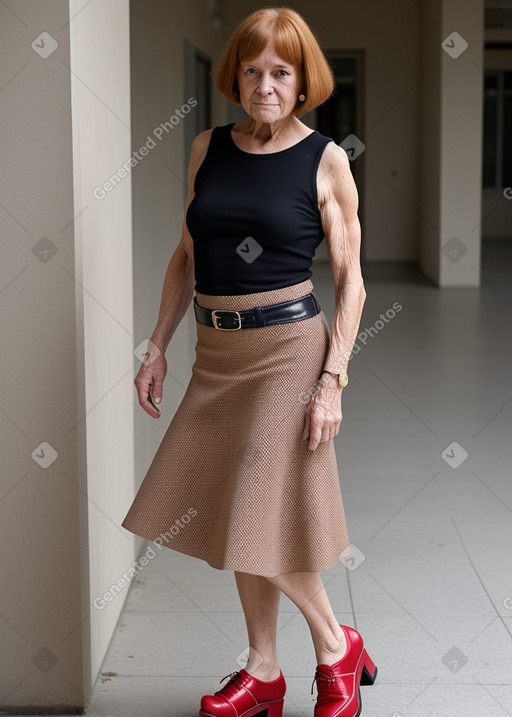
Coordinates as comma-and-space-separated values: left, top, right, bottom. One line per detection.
244, 68, 289, 76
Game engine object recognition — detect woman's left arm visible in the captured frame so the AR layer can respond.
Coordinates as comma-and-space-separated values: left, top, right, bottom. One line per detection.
302, 142, 366, 451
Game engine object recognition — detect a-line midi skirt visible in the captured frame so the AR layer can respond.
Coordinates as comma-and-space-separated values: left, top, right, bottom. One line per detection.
121, 278, 351, 577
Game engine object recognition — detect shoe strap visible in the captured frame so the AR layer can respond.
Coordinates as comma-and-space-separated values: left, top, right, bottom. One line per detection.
311, 667, 335, 695
219, 670, 240, 688
311, 667, 349, 700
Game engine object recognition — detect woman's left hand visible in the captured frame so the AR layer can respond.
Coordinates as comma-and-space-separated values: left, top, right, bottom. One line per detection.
302, 372, 343, 451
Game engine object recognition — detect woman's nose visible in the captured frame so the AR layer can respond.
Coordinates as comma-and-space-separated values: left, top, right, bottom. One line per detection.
257, 74, 274, 95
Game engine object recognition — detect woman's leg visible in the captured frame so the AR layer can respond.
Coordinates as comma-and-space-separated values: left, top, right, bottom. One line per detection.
265, 571, 347, 666
233, 571, 282, 681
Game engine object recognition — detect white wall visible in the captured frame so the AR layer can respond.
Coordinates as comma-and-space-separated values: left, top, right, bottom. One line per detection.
0, 0, 133, 710
0, 0, 85, 709
70, 0, 134, 693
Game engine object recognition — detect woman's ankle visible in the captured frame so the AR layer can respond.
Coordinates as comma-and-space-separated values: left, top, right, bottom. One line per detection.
314, 625, 347, 665
244, 658, 281, 681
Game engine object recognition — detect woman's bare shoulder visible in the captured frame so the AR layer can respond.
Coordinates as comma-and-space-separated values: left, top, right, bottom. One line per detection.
316, 141, 357, 212
317, 140, 350, 180
191, 127, 214, 151
187, 128, 215, 188
189, 128, 214, 165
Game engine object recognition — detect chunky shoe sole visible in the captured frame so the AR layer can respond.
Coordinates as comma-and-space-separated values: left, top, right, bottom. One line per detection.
199, 695, 284, 717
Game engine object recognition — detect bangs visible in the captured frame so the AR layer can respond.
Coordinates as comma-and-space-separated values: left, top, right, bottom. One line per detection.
238, 15, 303, 70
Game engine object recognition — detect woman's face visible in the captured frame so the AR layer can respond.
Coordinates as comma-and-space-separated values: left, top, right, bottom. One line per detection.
236, 39, 303, 123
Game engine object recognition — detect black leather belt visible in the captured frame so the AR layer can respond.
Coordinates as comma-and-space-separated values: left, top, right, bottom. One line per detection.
193, 292, 321, 330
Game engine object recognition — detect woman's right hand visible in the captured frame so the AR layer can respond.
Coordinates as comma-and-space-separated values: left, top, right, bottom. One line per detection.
134, 342, 167, 418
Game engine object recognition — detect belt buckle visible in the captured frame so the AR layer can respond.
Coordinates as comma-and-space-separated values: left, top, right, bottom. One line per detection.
211, 309, 242, 330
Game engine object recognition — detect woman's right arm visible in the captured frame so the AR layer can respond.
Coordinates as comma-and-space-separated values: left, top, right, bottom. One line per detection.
134, 129, 213, 418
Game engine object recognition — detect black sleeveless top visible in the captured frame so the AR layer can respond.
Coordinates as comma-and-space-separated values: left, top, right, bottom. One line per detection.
186, 122, 334, 295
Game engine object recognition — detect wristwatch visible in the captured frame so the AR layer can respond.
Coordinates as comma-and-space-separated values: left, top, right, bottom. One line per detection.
323, 370, 349, 388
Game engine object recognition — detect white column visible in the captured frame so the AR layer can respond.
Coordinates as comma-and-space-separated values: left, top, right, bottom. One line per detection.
420, 0, 484, 286
70, 0, 134, 697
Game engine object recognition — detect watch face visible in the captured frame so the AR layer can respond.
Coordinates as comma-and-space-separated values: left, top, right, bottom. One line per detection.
339, 374, 349, 387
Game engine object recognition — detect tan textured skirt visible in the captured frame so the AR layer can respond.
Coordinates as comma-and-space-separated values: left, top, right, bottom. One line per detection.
121, 278, 351, 577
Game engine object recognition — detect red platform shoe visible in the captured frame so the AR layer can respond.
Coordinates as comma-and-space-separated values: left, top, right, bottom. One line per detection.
311, 625, 377, 717
199, 668, 286, 717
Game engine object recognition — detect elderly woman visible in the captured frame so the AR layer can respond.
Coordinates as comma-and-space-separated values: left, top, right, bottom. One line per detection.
122, 6, 377, 717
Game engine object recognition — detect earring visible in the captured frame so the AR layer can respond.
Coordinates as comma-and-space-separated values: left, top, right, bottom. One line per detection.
298, 93, 306, 102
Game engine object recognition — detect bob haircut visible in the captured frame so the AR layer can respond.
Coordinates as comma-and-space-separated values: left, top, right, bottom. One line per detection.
213, 6, 335, 118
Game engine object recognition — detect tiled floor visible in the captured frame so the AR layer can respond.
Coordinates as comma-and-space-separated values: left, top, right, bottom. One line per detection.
88, 239, 512, 716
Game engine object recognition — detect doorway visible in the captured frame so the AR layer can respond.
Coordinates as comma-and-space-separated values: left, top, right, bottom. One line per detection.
316, 51, 366, 255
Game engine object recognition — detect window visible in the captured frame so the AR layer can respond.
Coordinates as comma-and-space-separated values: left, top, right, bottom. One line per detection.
483, 69, 512, 191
